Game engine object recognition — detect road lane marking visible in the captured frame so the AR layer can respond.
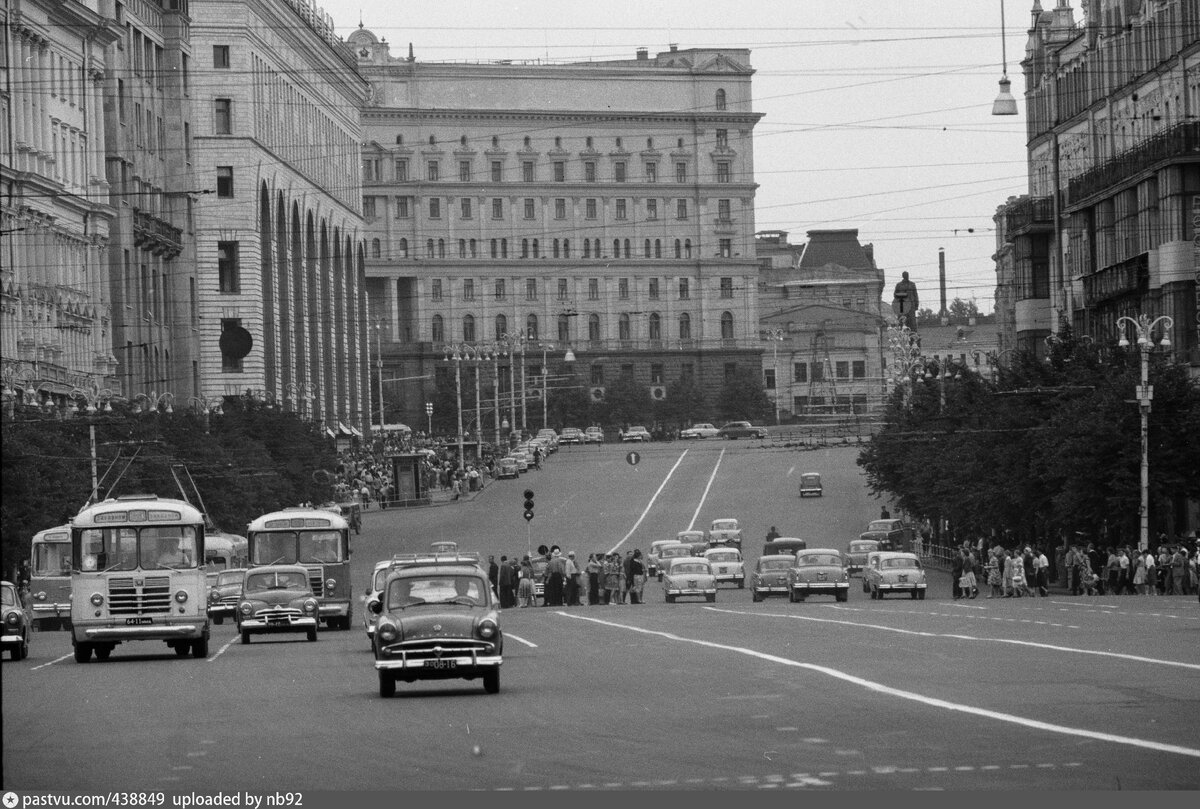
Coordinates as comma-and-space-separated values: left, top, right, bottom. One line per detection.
707, 606, 1198, 672
31, 653, 73, 671
505, 632, 538, 648
830, 605, 1080, 629
686, 449, 726, 532
558, 611, 1200, 759
206, 637, 238, 662
608, 449, 689, 554
1048, 600, 1200, 620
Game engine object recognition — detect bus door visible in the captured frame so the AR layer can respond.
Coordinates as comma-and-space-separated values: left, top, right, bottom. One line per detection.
31, 525, 72, 630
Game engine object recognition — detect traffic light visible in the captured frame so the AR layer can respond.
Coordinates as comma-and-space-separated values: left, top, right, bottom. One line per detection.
523, 489, 535, 522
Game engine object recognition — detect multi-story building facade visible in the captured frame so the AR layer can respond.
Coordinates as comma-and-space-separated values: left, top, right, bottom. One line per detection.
349, 29, 764, 429
756, 230, 887, 419
1, 0, 120, 408
998, 0, 1199, 366
188, 0, 370, 428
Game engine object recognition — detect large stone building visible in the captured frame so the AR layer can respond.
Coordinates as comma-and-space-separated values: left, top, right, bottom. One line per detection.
349, 29, 764, 430
756, 229, 888, 419
995, 0, 1199, 366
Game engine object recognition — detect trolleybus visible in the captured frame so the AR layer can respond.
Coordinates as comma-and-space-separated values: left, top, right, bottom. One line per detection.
70, 495, 210, 662
29, 524, 72, 630
246, 507, 352, 629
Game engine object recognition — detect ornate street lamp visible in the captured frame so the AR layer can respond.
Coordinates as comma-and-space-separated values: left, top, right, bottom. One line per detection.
424, 401, 433, 436
132, 390, 174, 413
187, 395, 223, 433
284, 382, 315, 416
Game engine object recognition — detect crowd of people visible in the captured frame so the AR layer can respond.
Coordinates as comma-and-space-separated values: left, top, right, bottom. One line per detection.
487, 545, 649, 608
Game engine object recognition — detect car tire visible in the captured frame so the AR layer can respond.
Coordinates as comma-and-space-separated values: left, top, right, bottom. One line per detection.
918, 590, 926, 600
910, 590, 919, 600
174, 643, 190, 657
307, 627, 318, 642
665, 594, 675, 603
706, 594, 716, 603
73, 642, 91, 663
379, 671, 396, 698
788, 589, 797, 603
836, 591, 848, 603
193, 636, 209, 658
15, 637, 28, 661
240, 630, 251, 645
862, 580, 870, 593
212, 615, 223, 625
752, 591, 762, 602
483, 669, 500, 694
738, 579, 745, 589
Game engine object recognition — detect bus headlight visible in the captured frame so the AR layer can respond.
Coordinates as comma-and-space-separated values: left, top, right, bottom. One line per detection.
325, 578, 337, 592
89, 593, 104, 606
302, 599, 318, 614
34, 591, 46, 601
174, 590, 189, 604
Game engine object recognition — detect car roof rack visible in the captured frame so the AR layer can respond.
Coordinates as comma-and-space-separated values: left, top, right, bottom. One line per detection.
388, 552, 481, 568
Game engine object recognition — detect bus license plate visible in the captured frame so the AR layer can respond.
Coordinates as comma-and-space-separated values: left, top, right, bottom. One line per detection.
424, 659, 457, 669
125, 617, 153, 625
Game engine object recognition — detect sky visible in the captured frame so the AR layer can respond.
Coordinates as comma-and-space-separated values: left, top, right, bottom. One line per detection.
338, 0, 1034, 315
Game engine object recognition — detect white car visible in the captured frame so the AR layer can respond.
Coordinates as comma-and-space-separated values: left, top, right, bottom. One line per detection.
865, 552, 927, 600
621, 426, 651, 442
535, 429, 559, 451
559, 427, 584, 444
680, 423, 719, 440
583, 427, 605, 444
661, 557, 717, 603
707, 518, 743, 548
703, 547, 745, 588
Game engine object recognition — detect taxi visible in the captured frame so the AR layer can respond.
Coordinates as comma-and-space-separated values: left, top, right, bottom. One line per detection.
653, 542, 696, 580
237, 565, 320, 643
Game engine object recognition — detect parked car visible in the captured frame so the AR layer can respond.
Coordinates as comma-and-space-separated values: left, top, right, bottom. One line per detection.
654, 543, 696, 580
371, 556, 502, 696
676, 530, 709, 555
718, 421, 768, 440
707, 518, 743, 548
1, 580, 31, 661
750, 555, 795, 602
864, 551, 927, 600
237, 565, 320, 644
846, 539, 881, 577
787, 549, 849, 602
763, 537, 807, 557
680, 423, 719, 440
508, 451, 529, 473
583, 427, 605, 444
496, 457, 520, 479
559, 427, 584, 445
661, 558, 717, 603
703, 547, 745, 588
621, 426, 651, 442
535, 428, 559, 451
206, 568, 247, 625
798, 472, 823, 498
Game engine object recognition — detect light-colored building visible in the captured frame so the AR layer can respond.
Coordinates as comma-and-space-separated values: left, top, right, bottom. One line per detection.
1, 0, 120, 408
350, 29, 764, 429
756, 229, 888, 420
188, 0, 371, 430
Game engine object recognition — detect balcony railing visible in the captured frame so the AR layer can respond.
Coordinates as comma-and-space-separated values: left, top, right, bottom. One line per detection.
1002, 196, 1054, 238
1082, 252, 1148, 307
132, 209, 183, 259
1066, 121, 1200, 206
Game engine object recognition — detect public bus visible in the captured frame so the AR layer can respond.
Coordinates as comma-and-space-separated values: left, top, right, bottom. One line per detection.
70, 495, 210, 662
246, 507, 352, 630
204, 532, 249, 582
29, 524, 72, 630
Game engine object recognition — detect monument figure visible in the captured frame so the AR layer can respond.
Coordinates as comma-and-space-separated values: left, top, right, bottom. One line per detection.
892, 271, 920, 330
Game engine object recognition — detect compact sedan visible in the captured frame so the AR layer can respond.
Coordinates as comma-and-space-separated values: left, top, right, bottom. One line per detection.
661, 558, 717, 603
864, 552, 927, 600
1, 580, 31, 661
703, 547, 745, 588
559, 427, 584, 445
654, 542, 697, 580
372, 558, 502, 697
237, 566, 320, 643
707, 518, 743, 548
496, 457, 520, 479
788, 549, 849, 602
751, 555, 798, 602
676, 530, 709, 555
621, 426, 651, 442
583, 427, 605, 444
718, 421, 768, 440
847, 539, 881, 578
206, 568, 246, 625
680, 423, 719, 440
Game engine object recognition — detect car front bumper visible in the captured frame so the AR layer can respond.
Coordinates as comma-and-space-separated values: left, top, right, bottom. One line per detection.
207, 604, 237, 619
32, 603, 70, 618
665, 588, 717, 596
317, 602, 350, 619
791, 581, 849, 591
241, 616, 319, 632
375, 653, 502, 672
713, 572, 744, 583
1, 631, 26, 645
77, 621, 206, 641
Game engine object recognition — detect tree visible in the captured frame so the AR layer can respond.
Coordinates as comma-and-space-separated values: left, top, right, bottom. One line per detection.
656, 376, 709, 431
715, 368, 773, 424
599, 374, 651, 428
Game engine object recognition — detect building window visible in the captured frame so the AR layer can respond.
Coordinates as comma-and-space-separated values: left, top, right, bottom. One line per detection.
526, 314, 538, 339
431, 279, 443, 300
459, 160, 471, 181
523, 161, 535, 182
463, 279, 475, 301
429, 198, 441, 218
852, 360, 866, 379
463, 314, 475, 342
554, 161, 565, 182
679, 278, 689, 299
645, 163, 657, 183
590, 364, 604, 385
644, 239, 652, 258
720, 277, 733, 297
721, 312, 734, 339
495, 314, 507, 339
362, 158, 381, 182
724, 363, 737, 384
618, 278, 629, 299
427, 239, 435, 258
678, 312, 691, 340
526, 278, 537, 301
584, 161, 596, 182
220, 319, 243, 371
618, 313, 631, 341
493, 279, 505, 300
461, 198, 472, 219
458, 239, 466, 258
398, 238, 408, 258
216, 166, 233, 197
588, 315, 601, 342
524, 198, 535, 219
491, 161, 502, 182
654, 239, 662, 258
615, 199, 627, 220
614, 161, 626, 182
836, 361, 849, 379
217, 241, 239, 293
558, 314, 570, 342
811, 362, 824, 382
492, 199, 503, 219
554, 198, 566, 219
212, 45, 230, 68
585, 199, 597, 219
588, 278, 599, 300
717, 199, 731, 222
214, 98, 232, 134
765, 369, 776, 390
521, 239, 529, 258
557, 278, 568, 300
719, 239, 732, 258
715, 88, 726, 110
426, 161, 439, 181
684, 239, 692, 258
396, 197, 410, 218
716, 161, 731, 183
716, 129, 728, 148
362, 197, 377, 219
648, 278, 659, 299
395, 159, 408, 181
675, 162, 687, 182
676, 199, 688, 220
794, 363, 807, 383
649, 314, 661, 341
646, 199, 658, 220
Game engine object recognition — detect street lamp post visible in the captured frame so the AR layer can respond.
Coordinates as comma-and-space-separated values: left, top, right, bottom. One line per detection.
498, 332, 527, 440
374, 321, 386, 431
536, 341, 577, 431
491, 346, 505, 449
284, 382, 314, 416
764, 328, 785, 424
887, 321, 925, 405
1116, 313, 1174, 552
186, 395, 223, 433
425, 401, 433, 436
133, 391, 174, 414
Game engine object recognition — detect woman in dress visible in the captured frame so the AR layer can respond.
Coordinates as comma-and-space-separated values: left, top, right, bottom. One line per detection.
518, 556, 535, 608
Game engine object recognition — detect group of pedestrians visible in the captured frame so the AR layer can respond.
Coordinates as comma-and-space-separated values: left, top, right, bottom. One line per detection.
1064, 542, 1196, 597
487, 546, 648, 608
952, 542, 1051, 599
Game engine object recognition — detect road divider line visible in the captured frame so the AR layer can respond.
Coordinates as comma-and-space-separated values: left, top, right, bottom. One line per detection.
708, 606, 1200, 672
608, 449, 689, 554
206, 636, 237, 662
687, 448, 726, 532
31, 652, 73, 671
556, 610, 1200, 760
505, 632, 538, 648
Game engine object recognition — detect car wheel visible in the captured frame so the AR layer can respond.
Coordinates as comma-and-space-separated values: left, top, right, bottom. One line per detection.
862, 580, 870, 593
483, 668, 500, 694
910, 590, 919, 600
211, 616, 223, 625
240, 630, 251, 645
836, 591, 848, 603
706, 594, 716, 603
193, 636, 209, 658
174, 642, 190, 657
752, 591, 762, 602
379, 671, 396, 698
738, 579, 745, 589
15, 637, 29, 661
918, 590, 926, 600
307, 627, 318, 642
665, 594, 675, 603
73, 642, 92, 663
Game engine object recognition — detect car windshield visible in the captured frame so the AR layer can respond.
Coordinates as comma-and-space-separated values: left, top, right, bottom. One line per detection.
849, 542, 878, 553
387, 576, 485, 608
883, 557, 920, 569
216, 571, 243, 586
712, 521, 737, 531
678, 533, 703, 542
662, 547, 690, 558
298, 531, 343, 564
671, 563, 708, 575
796, 554, 842, 567
869, 520, 897, 532
1, 585, 15, 606
801, 475, 820, 483
759, 560, 792, 571
708, 552, 739, 563
245, 571, 309, 592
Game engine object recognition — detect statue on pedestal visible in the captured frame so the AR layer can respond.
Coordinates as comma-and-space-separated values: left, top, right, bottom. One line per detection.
892, 271, 920, 331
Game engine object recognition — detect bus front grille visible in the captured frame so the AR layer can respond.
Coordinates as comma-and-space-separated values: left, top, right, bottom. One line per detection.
306, 567, 324, 597
108, 577, 172, 614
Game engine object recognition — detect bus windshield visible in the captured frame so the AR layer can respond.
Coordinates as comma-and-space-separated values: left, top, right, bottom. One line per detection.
78, 526, 198, 571
252, 532, 298, 565
298, 531, 344, 564
34, 540, 72, 575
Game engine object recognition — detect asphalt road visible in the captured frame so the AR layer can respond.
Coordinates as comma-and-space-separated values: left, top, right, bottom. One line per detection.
3, 442, 1198, 792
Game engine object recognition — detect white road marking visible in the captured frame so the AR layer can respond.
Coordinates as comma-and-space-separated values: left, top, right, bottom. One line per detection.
787, 466, 795, 477
505, 632, 538, 648
31, 653, 73, 671
558, 611, 1200, 759
709, 606, 1198, 671
1048, 601, 1200, 620
831, 605, 1080, 629
608, 449, 689, 553
687, 449, 726, 532
206, 637, 237, 662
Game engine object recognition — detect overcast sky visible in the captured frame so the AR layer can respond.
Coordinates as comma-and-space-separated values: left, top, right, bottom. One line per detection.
340, 0, 1033, 315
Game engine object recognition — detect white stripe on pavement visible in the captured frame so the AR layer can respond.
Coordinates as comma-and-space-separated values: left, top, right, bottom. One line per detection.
608, 449, 689, 554
687, 448, 725, 532
31, 653, 73, 671
557, 611, 1200, 760
505, 632, 538, 648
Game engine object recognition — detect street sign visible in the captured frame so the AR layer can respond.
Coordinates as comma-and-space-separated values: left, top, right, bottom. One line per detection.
626, 451, 640, 466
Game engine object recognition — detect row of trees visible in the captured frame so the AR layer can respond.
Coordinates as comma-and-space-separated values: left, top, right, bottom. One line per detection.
1, 397, 340, 579
858, 328, 1200, 547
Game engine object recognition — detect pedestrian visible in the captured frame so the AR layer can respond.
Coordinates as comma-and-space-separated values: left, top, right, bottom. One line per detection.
951, 548, 965, 599
585, 553, 602, 605
497, 555, 513, 608
986, 553, 1002, 598
622, 551, 636, 604
1105, 547, 1121, 595
487, 555, 499, 594
604, 554, 621, 604
1170, 546, 1187, 595
880, 505, 891, 519
765, 526, 780, 542
518, 556, 535, 607
959, 548, 978, 599
630, 550, 646, 605
1132, 550, 1149, 596
1034, 546, 1050, 597
1141, 549, 1156, 596
564, 551, 581, 606
545, 548, 566, 606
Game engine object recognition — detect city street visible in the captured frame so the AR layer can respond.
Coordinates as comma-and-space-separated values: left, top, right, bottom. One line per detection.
3, 444, 1198, 791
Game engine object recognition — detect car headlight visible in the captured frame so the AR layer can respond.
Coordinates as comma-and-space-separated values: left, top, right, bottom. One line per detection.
239, 602, 252, 615
174, 590, 189, 604
302, 599, 318, 614
208, 591, 220, 603
34, 591, 47, 601
478, 619, 498, 640
377, 623, 399, 643
89, 592, 104, 607
5, 612, 19, 627
325, 578, 337, 591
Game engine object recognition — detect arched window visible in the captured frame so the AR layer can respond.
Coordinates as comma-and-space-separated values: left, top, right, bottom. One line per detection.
490, 239, 498, 258
501, 238, 508, 258
644, 239, 651, 258
618, 313, 631, 341
524, 136, 531, 148
371, 238, 381, 258
428, 135, 436, 145
584, 240, 591, 258
492, 135, 499, 147
398, 238, 408, 258
678, 312, 691, 340
623, 239, 631, 258
431, 314, 444, 343
395, 135, 404, 145
649, 313, 661, 340
563, 239, 570, 258
715, 88, 727, 110
592, 239, 600, 257
654, 239, 662, 258
463, 314, 476, 342
613, 238, 621, 257
558, 313, 571, 342
469, 239, 477, 257
526, 314, 539, 339
674, 239, 682, 258
426, 239, 434, 258
552, 239, 560, 258
458, 239, 466, 258
437, 239, 446, 258
521, 238, 529, 258
720, 311, 734, 339
460, 135, 467, 146
588, 313, 601, 342
684, 239, 692, 259
532, 239, 539, 258
495, 314, 507, 340
647, 137, 654, 149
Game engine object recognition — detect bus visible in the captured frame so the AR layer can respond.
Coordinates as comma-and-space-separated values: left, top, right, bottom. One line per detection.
70, 495, 211, 662
30, 524, 72, 630
204, 532, 249, 581
246, 507, 352, 630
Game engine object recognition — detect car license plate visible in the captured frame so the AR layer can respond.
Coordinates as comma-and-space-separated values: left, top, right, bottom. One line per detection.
423, 659, 457, 669
899, 575, 908, 582
719, 567, 728, 573
125, 617, 153, 625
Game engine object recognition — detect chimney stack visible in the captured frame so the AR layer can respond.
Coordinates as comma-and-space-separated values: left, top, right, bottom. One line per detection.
939, 247, 949, 325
